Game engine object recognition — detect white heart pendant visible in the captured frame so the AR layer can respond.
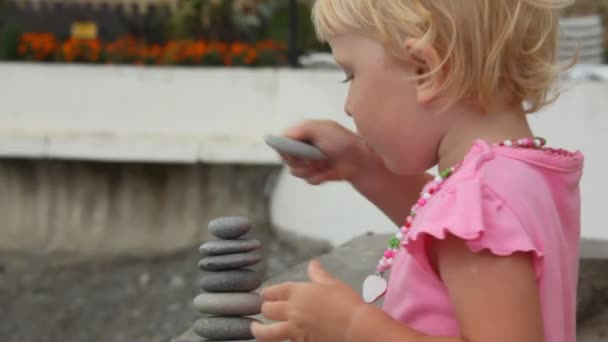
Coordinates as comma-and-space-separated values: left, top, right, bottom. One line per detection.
362, 274, 387, 303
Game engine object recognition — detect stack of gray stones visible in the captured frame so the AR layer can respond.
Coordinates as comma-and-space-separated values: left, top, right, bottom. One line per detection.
192, 217, 264, 341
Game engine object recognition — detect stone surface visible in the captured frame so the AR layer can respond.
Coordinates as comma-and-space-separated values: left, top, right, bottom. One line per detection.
208, 217, 252, 240
198, 252, 262, 271
578, 309, 608, 342
193, 292, 262, 316
199, 239, 261, 256
580, 238, 608, 259
193, 317, 259, 341
200, 269, 262, 292
577, 259, 608, 322
264, 134, 327, 160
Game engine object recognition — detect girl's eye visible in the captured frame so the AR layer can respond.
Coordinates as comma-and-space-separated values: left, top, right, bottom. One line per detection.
341, 73, 354, 83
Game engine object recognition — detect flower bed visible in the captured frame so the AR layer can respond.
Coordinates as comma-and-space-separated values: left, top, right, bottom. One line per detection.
16, 32, 287, 66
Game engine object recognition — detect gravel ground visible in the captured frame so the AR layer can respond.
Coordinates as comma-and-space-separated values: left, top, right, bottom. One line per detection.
0, 228, 329, 342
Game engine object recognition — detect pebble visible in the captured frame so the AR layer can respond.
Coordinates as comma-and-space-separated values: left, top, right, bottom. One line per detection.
198, 252, 261, 271
264, 134, 327, 160
200, 269, 262, 292
208, 217, 251, 239
193, 317, 259, 341
199, 239, 261, 256
193, 292, 262, 316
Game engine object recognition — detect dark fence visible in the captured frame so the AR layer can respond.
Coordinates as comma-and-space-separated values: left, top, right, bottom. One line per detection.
1, 1, 171, 43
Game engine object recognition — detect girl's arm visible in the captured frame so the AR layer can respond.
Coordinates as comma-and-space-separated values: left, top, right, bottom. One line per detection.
279, 119, 431, 226
346, 235, 545, 342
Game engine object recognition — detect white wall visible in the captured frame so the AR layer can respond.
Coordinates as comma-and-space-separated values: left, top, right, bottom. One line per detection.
0, 63, 350, 163
1, 63, 607, 244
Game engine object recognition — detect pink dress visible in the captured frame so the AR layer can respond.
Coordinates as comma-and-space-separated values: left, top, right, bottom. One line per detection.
382, 140, 584, 342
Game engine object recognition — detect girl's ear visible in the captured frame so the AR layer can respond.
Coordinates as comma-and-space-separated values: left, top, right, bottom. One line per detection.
403, 37, 443, 105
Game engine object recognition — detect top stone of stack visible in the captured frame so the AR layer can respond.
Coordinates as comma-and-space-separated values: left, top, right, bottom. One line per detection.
208, 217, 252, 240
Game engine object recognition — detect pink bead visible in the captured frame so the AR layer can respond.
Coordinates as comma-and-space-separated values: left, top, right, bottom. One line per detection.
412, 204, 420, 212
406, 216, 413, 223
400, 226, 409, 234
417, 198, 427, 206
384, 250, 393, 258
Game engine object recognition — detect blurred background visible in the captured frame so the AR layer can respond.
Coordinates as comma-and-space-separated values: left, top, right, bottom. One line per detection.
0, 1, 607, 342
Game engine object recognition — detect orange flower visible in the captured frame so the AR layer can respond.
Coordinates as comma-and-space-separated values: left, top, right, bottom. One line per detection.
16, 32, 288, 66
230, 42, 249, 55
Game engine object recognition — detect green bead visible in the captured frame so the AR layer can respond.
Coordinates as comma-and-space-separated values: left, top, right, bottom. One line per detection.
389, 237, 400, 249
410, 211, 416, 217
440, 168, 452, 178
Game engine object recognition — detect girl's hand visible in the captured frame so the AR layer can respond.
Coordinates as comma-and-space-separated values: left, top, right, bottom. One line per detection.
252, 259, 366, 342
279, 120, 383, 185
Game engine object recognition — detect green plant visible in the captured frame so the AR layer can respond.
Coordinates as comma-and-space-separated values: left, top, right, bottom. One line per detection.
1, 24, 21, 60
265, 0, 329, 54
167, 0, 328, 53
169, 0, 240, 41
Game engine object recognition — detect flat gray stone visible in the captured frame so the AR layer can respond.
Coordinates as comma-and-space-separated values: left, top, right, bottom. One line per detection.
199, 239, 261, 256
200, 269, 262, 292
193, 292, 262, 316
171, 328, 206, 342
172, 327, 254, 342
198, 252, 261, 271
194, 317, 259, 341
264, 134, 327, 160
208, 217, 252, 240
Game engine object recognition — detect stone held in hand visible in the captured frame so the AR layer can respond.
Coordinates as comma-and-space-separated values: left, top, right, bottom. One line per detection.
199, 239, 261, 256
194, 317, 260, 341
198, 252, 261, 271
264, 134, 327, 160
208, 217, 252, 240
199, 269, 262, 293
193, 292, 262, 316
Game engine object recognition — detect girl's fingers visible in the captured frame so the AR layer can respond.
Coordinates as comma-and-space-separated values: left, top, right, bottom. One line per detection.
290, 165, 328, 179
251, 321, 292, 342
261, 301, 289, 322
306, 169, 340, 185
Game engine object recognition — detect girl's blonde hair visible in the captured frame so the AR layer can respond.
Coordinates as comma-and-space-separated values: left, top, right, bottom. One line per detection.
312, 0, 575, 113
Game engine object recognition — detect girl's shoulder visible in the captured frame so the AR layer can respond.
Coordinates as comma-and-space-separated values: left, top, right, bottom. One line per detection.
401, 139, 583, 273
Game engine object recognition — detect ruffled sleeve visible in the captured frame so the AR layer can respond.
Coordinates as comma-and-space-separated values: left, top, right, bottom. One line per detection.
402, 177, 544, 276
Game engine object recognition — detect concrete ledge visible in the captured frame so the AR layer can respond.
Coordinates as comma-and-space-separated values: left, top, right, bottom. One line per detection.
0, 158, 279, 262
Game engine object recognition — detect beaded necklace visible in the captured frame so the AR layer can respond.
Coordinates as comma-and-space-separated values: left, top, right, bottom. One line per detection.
362, 137, 547, 304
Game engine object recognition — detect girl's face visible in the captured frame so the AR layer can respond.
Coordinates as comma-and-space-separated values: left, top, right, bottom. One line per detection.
328, 33, 445, 174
